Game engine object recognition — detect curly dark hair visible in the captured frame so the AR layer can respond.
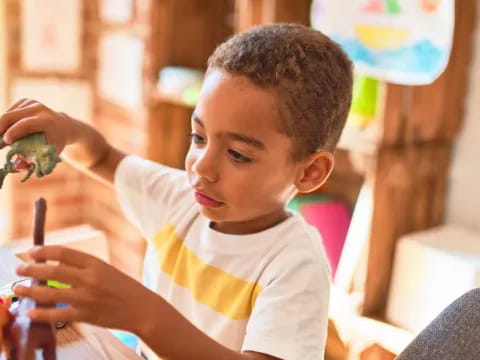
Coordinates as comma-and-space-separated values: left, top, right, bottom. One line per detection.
208, 23, 353, 160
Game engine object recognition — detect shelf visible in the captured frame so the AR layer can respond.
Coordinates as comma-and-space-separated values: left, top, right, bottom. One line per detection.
151, 90, 196, 109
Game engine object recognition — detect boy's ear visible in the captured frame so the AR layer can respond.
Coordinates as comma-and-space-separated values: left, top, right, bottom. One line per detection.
295, 151, 334, 193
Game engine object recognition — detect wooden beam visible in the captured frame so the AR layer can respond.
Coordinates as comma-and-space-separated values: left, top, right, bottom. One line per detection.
406, 0, 476, 143
363, 143, 453, 316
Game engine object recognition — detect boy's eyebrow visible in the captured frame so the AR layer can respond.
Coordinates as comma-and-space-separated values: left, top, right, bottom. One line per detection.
192, 113, 266, 150
224, 132, 265, 150
192, 113, 204, 127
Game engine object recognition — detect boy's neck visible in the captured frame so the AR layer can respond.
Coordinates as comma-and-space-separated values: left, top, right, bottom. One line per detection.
210, 208, 291, 235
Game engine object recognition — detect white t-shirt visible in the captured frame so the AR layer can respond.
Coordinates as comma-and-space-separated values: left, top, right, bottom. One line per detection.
114, 155, 331, 360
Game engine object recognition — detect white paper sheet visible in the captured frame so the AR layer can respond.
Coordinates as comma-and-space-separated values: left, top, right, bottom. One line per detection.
97, 34, 143, 108
311, 0, 455, 85
100, 0, 133, 23
21, 0, 82, 73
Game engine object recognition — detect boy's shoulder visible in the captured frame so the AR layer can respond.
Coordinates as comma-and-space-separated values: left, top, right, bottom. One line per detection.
258, 214, 331, 275
116, 155, 190, 197
114, 155, 195, 236
277, 213, 324, 245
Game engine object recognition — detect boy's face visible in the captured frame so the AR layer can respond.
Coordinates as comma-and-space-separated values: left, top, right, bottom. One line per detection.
185, 69, 302, 235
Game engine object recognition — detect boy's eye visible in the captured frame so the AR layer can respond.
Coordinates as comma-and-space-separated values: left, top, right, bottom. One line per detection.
189, 133, 205, 145
227, 149, 252, 163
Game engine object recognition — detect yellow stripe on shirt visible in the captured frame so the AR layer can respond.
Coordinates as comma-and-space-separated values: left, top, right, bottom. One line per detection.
152, 224, 263, 320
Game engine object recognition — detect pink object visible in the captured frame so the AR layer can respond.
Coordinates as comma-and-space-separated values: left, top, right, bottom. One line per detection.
363, 0, 383, 12
301, 201, 351, 277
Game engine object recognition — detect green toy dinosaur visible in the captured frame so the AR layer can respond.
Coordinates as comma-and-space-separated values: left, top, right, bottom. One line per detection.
0, 133, 61, 189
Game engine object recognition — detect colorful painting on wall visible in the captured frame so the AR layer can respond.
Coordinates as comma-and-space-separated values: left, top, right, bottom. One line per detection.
21, 0, 82, 73
311, 0, 454, 85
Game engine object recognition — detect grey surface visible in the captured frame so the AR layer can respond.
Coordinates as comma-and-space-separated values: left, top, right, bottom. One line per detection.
396, 288, 480, 360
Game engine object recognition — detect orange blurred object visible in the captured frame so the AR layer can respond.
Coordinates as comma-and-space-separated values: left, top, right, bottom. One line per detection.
0, 298, 13, 355
421, 0, 441, 12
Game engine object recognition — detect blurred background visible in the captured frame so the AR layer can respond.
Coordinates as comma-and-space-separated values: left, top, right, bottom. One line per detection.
0, 1, 478, 359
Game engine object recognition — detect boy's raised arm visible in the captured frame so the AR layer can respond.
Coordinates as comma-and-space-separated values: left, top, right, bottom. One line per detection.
0, 99, 125, 186
61, 117, 125, 185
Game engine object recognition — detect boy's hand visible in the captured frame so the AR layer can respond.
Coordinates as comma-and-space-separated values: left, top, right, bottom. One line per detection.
0, 99, 74, 155
1, 98, 124, 184
13, 246, 279, 360
12, 246, 154, 334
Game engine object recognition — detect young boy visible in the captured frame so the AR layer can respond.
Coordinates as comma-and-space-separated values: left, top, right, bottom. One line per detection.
0, 24, 352, 359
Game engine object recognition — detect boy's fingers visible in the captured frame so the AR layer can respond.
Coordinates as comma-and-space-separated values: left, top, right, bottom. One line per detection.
13, 285, 77, 305
29, 245, 97, 269
28, 306, 81, 324
17, 99, 39, 109
4, 98, 33, 112
16, 263, 80, 285
2, 116, 43, 144
0, 104, 41, 135
15, 99, 39, 111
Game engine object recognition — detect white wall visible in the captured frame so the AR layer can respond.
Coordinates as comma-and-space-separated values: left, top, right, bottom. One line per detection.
0, 0, 11, 244
446, 4, 480, 231
0, 0, 5, 112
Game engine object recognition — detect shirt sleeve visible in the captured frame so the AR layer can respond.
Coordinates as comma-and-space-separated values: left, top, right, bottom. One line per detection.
241, 247, 331, 360
114, 155, 191, 238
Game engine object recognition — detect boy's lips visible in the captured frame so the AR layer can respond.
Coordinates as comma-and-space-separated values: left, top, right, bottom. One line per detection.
194, 191, 224, 208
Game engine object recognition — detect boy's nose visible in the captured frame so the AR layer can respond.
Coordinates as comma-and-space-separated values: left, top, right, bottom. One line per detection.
192, 151, 219, 183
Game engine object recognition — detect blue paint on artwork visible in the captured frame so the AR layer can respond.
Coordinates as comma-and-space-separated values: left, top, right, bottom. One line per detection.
332, 35, 446, 75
